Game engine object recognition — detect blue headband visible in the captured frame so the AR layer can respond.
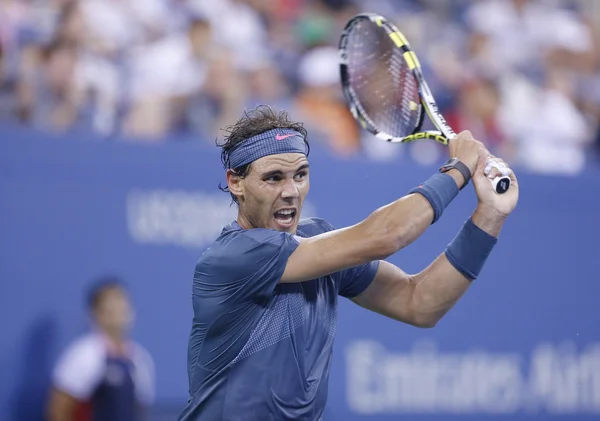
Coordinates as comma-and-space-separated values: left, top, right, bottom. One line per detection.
228, 128, 308, 169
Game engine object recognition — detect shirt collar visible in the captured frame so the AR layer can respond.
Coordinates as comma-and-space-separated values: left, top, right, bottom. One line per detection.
222, 220, 243, 234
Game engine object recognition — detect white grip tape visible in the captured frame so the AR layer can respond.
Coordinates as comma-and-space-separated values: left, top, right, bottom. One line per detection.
484, 159, 511, 177
484, 158, 511, 194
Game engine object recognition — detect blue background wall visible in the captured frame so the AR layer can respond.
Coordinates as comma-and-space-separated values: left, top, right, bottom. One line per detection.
1, 127, 599, 420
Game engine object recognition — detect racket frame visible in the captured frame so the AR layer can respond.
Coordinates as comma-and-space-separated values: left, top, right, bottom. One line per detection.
339, 13, 511, 194
339, 13, 454, 144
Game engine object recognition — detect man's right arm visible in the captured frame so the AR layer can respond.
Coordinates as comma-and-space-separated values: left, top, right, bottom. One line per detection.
281, 169, 465, 283
46, 337, 104, 421
47, 388, 79, 421
281, 130, 484, 284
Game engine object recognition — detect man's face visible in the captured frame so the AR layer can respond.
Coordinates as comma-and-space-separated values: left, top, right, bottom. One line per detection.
189, 21, 212, 58
94, 287, 134, 335
232, 153, 310, 233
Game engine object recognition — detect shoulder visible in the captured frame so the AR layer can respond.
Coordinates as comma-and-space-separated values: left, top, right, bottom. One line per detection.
130, 342, 154, 370
203, 227, 295, 260
196, 227, 299, 276
296, 217, 335, 237
52, 334, 107, 399
57, 333, 106, 366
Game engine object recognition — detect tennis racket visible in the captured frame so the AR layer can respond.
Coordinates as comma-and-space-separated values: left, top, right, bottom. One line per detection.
339, 13, 511, 194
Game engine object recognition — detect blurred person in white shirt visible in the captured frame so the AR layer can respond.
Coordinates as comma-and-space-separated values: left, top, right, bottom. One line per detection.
184, 0, 269, 72
124, 15, 246, 141
46, 277, 155, 421
122, 16, 212, 139
466, 0, 594, 174
497, 65, 591, 175
466, 0, 593, 74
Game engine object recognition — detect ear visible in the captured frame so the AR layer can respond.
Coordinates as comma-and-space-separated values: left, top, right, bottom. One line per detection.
226, 169, 244, 201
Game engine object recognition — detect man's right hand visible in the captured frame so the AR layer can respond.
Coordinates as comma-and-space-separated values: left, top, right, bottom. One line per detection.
448, 130, 485, 176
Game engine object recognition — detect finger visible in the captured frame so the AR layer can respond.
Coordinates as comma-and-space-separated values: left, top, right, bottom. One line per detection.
495, 158, 512, 177
458, 130, 474, 140
486, 163, 512, 177
508, 166, 519, 185
485, 159, 511, 176
473, 148, 490, 183
484, 157, 506, 169
497, 166, 518, 191
476, 147, 488, 170
487, 167, 503, 180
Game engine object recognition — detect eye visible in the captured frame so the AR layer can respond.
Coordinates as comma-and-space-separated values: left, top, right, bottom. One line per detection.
266, 175, 282, 182
294, 171, 307, 181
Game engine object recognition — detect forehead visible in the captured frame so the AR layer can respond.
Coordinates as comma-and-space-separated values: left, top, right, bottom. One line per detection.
251, 153, 309, 173
98, 287, 127, 303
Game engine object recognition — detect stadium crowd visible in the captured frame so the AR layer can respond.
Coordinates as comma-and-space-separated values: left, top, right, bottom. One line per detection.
1, 0, 599, 174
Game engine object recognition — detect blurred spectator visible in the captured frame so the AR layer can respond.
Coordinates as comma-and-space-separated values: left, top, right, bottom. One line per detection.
294, 45, 361, 156
465, 0, 593, 75
122, 16, 213, 139
464, 0, 596, 173
46, 277, 155, 421
446, 78, 505, 153
245, 59, 293, 111
186, 0, 269, 72
0, 0, 598, 172
497, 62, 591, 174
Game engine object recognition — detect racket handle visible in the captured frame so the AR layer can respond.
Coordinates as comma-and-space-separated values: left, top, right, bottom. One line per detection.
490, 175, 511, 194
441, 133, 511, 194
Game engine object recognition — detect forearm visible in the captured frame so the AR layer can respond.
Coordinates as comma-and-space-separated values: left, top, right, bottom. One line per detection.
47, 389, 76, 421
410, 207, 505, 326
363, 169, 465, 259
471, 205, 507, 237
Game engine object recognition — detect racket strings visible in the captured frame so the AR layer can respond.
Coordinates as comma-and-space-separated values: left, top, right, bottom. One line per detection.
346, 19, 420, 138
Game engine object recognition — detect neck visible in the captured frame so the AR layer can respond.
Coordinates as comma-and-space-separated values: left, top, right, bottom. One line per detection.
236, 212, 253, 230
103, 328, 125, 345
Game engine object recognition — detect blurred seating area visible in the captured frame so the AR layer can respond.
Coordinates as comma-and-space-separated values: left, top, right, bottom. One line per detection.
1, 0, 599, 174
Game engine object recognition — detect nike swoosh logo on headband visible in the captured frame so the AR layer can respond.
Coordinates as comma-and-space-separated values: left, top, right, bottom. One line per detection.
275, 133, 297, 141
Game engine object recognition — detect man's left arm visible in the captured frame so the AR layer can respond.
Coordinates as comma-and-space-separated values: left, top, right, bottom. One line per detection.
353, 208, 504, 327
353, 149, 519, 328
132, 344, 155, 420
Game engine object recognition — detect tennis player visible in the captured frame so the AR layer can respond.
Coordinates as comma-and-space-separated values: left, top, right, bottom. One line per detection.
179, 106, 519, 421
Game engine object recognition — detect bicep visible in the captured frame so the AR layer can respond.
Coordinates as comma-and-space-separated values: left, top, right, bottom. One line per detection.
52, 338, 105, 401
281, 223, 382, 283
351, 260, 420, 325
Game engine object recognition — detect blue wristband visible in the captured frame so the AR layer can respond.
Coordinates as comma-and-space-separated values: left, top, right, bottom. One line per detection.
408, 173, 459, 224
445, 218, 498, 281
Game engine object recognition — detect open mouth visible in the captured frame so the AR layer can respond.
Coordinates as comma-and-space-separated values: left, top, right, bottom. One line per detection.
274, 208, 297, 227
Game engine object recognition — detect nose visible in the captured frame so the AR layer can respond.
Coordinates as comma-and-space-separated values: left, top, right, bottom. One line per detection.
281, 178, 300, 200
